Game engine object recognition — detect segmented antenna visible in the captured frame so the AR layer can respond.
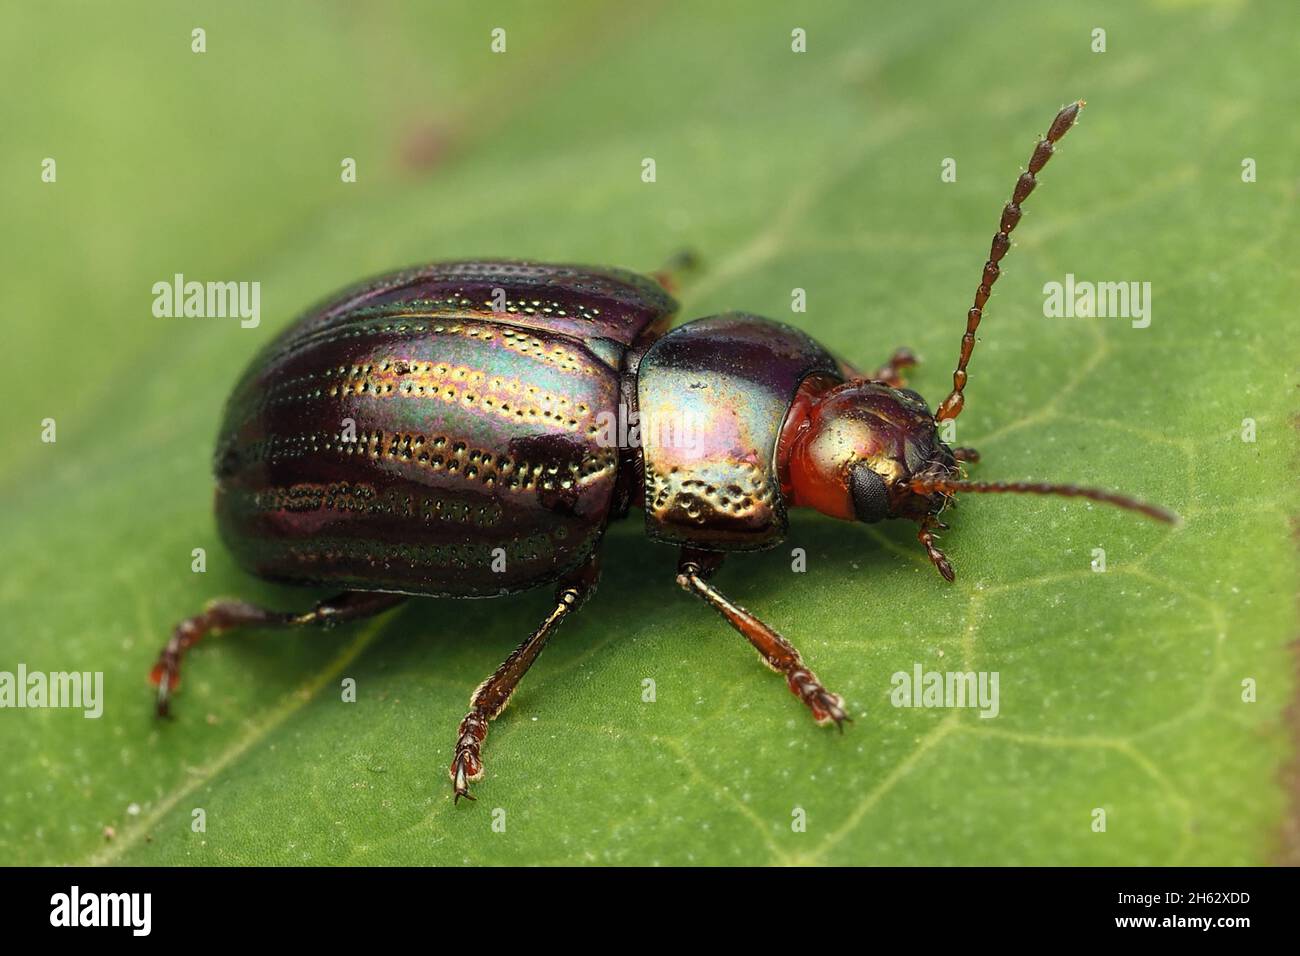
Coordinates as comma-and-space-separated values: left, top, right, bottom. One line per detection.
908, 477, 1179, 524
934, 100, 1086, 422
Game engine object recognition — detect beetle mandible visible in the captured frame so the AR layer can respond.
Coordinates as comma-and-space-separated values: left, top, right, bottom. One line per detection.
150, 100, 1176, 802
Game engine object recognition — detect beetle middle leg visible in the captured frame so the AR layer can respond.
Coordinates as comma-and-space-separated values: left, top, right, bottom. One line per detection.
676, 548, 849, 728
150, 591, 406, 717
450, 556, 600, 803
870, 347, 919, 388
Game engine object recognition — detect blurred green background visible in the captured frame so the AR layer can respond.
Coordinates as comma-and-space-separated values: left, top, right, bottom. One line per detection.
1, 0, 1295, 866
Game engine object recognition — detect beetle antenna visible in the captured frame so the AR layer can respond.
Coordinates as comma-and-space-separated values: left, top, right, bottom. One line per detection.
934, 99, 1086, 422
909, 477, 1179, 524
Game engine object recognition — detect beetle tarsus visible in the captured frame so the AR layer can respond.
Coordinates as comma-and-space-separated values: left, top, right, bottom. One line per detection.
917, 521, 956, 582
792, 670, 851, 730
155, 674, 175, 719
155, 687, 170, 718
449, 712, 488, 804
452, 749, 483, 806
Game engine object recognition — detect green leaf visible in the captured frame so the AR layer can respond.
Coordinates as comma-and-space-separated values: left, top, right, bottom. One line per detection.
1, 0, 1294, 866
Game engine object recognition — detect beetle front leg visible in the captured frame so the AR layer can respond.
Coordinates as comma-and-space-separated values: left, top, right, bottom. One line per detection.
917, 519, 955, 582
150, 591, 406, 717
450, 557, 600, 803
675, 548, 848, 729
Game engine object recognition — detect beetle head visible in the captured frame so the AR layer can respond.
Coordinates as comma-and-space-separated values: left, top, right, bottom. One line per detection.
781, 378, 955, 525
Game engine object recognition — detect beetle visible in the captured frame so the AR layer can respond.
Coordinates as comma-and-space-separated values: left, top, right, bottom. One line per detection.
151, 100, 1176, 802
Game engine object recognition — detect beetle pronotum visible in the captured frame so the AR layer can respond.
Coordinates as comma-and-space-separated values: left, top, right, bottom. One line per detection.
151, 100, 1175, 802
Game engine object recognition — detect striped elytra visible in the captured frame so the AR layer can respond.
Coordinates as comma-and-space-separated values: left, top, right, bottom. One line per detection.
213, 261, 676, 597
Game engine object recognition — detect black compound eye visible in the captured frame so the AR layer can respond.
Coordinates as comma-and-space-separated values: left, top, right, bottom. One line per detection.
849, 461, 890, 523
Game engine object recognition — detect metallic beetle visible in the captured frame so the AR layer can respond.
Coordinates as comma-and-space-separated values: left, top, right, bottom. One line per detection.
151, 101, 1175, 801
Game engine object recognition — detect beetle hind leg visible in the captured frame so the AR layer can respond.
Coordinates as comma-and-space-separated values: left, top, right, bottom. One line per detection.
149, 591, 405, 717
450, 557, 600, 803
676, 548, 849, 729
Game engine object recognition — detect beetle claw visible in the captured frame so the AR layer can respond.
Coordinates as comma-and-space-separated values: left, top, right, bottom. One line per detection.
451, 751, 481, 804
153, 671, 176, 719
156, 700, 174, 720
807, 686, 850, 730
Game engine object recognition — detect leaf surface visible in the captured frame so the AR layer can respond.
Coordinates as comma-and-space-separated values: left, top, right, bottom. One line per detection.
0, 0, 1294, 866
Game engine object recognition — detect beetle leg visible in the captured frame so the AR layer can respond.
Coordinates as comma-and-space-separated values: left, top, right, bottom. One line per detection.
650, 249, 700, 294
149, 591, 406, 717
870, 347, 919, 388
450, 557, 600, 803
917, 520, 955, 582
676, 548, 849, 729
952, 446, 981, 464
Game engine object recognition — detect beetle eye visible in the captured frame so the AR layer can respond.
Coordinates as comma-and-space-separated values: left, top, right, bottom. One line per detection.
849, 461, 890, 523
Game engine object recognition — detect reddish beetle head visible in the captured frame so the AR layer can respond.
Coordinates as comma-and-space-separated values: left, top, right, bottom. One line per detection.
780, 378, 955, 525
778, 373, 1177, 535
